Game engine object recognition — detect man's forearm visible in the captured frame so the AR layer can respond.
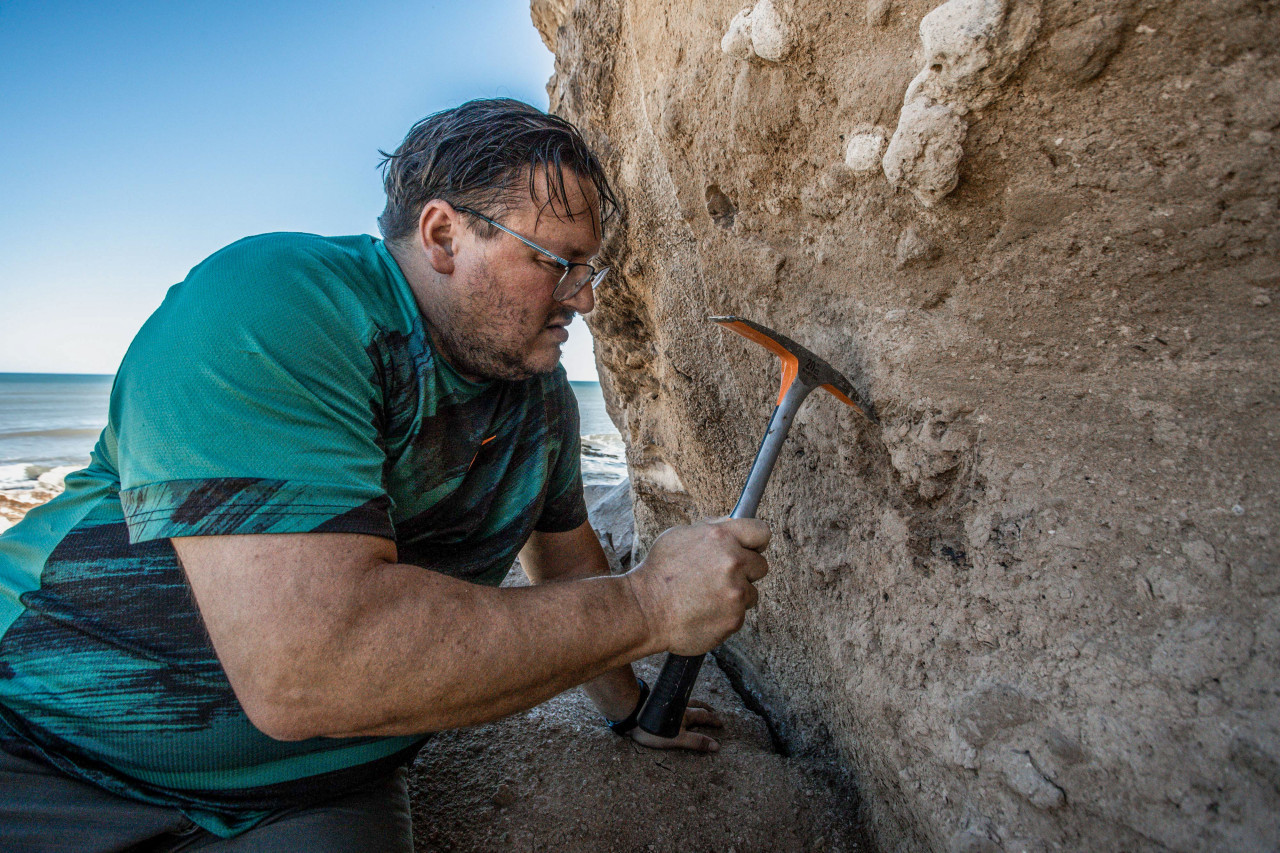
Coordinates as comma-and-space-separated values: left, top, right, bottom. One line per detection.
534, 558, 646, 723
307, 563, 658, 739
178, 522, 658, 741
580, 665, 644, 721
518, 523, 644, 721
175, 518, 771, 744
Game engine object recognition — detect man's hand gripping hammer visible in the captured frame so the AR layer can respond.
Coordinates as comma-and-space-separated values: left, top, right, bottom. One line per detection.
637, 316, 877, 738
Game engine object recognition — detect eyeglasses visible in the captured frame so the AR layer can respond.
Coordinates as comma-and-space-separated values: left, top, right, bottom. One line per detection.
454, 206, 609, 302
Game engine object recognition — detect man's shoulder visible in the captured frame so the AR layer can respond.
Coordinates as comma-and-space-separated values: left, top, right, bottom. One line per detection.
180, 233, 397, 323
202, 232, 379, 272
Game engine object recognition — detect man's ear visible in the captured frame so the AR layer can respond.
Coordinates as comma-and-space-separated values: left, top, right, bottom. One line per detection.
418, 201, 459, 275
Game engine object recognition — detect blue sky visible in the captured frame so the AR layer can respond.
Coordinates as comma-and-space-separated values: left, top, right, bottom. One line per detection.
0, 0, 601, 380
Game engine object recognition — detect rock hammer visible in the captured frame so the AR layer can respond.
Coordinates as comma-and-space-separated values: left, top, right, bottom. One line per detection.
637, 315, 877, 738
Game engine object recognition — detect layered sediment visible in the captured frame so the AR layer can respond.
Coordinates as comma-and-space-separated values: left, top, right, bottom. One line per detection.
535, 0, 1280, 849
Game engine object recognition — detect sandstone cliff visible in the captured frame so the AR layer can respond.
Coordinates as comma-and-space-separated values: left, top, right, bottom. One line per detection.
534, 0, 1279, 849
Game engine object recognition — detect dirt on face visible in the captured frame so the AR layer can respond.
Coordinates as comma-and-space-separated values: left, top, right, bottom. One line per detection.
531, 0, 1280, 850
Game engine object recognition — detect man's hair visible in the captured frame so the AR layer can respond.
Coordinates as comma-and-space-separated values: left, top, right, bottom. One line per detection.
377, 98, 619, 245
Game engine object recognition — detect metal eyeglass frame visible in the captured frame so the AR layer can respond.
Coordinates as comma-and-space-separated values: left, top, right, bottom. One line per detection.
454, 206, 609, 302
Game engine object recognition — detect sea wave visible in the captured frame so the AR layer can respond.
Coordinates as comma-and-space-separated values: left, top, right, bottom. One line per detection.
0, 462, 82, 491
579, 433, 627, 486
0, 464, 79, 532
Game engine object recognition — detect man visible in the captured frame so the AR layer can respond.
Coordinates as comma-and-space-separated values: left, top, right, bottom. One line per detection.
0, 99, 770, 850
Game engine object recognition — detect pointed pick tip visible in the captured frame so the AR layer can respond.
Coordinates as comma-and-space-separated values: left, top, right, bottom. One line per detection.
822, 383, 878, 424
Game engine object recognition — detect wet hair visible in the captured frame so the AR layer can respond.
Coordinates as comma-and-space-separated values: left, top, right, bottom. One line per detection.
377, 98, 619, 245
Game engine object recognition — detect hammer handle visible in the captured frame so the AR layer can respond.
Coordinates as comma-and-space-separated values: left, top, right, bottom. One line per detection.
636, 652, 705, 738
637, 383, 811, 738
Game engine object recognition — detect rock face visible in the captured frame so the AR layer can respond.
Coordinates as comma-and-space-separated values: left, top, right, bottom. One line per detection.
585, 479, 637, 573
535, 0, 1279, 849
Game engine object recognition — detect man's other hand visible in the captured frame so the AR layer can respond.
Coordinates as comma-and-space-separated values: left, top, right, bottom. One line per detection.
628, 699, 723, 753
624, 518, 771, 658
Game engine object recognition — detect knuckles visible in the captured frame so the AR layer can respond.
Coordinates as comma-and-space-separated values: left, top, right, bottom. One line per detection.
646, 520, 774, 655
710, 524, 735, 544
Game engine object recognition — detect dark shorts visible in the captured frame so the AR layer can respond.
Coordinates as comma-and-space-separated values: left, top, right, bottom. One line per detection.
0, 747, 413, 852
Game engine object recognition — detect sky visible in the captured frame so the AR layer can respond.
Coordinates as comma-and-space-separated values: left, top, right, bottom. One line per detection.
0, 0, 601, 381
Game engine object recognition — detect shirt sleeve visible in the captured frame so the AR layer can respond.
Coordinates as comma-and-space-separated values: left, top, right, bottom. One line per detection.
534, 372, 588, 533
111, 235, 394, 544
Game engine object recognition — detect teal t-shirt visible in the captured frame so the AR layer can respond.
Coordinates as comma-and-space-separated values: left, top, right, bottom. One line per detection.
0, 233, 587, 836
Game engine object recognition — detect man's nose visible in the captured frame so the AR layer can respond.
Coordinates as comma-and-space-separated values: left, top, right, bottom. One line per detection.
560, 280, 595, 315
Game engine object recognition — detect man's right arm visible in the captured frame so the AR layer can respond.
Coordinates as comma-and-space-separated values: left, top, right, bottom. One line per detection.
170, 518, 769, 741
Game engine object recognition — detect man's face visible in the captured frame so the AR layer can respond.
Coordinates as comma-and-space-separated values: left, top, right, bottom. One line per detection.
428, 169, 602, 382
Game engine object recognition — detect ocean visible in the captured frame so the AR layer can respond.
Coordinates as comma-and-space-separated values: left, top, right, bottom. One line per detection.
569, 380, 628, 486
0, 374, 626, 493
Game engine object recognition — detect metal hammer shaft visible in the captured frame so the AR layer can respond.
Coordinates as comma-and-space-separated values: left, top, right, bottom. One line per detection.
636, 378, 815, 738
732, 377, 812, 519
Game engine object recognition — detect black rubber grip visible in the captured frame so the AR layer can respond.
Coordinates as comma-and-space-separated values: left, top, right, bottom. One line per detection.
637, 652, 705, 738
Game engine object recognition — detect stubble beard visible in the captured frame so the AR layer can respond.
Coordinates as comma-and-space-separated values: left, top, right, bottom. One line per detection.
427, 263, 569, 383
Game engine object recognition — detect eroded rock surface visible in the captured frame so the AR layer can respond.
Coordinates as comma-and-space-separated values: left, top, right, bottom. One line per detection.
721, 0, 793, 63
539, 0, 1279, 849
885, 0, 1040, 205
882, 99, 968, 206
585, 479, 637, 572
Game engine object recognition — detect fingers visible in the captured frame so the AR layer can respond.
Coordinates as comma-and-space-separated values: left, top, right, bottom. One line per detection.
742, 550, 769, 585
630, 517, 773, 656
628, 700, 725, 752
677, 731, 720, 753
632, 726, 720, 753
710, 517, 772, 553
702, 518, 769, 582
683, 702, 723, 728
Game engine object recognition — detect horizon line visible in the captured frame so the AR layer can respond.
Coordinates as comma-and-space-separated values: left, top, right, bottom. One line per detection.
0, 371, 604, 382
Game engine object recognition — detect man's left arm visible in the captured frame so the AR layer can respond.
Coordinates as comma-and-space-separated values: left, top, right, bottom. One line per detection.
519, 521, 723, 752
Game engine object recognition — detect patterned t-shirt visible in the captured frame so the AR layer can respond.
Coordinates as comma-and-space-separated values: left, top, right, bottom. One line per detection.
0, 233, 587, 836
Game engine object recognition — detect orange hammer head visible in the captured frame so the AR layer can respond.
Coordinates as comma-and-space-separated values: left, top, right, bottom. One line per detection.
711, 315, 877, 423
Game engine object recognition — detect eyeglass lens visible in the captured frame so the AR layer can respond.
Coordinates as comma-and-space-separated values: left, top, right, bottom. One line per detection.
553, 266, 608, 302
